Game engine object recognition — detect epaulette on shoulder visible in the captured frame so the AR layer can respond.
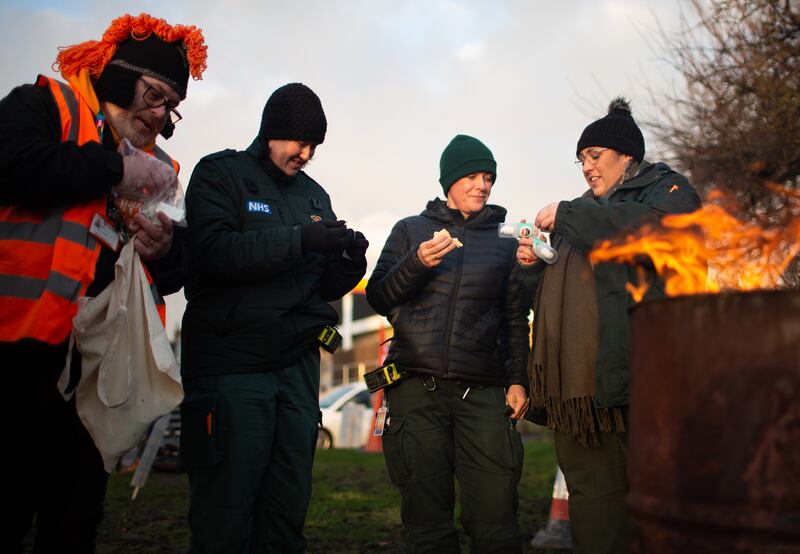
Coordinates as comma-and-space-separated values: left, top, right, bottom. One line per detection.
201, 149, 238, 162
300, 172, 330, 196
301, 171, 322, 188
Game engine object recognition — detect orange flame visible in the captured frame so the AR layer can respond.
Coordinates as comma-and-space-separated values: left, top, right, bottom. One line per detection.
589, 188, 800, 300
625, 266, 649, 303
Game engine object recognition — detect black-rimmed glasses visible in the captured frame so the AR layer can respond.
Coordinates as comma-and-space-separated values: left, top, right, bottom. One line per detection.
141, 84, 182, 125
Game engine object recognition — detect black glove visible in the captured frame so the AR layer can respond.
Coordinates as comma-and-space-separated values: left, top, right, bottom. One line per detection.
301, 220, 352, 253
344, 230, 369, 260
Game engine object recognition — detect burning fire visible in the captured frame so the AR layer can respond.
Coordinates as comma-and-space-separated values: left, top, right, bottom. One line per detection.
589, 188, 800, 300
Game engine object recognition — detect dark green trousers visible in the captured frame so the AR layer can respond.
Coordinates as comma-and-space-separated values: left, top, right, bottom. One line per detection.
383, 377, 524, 554
554, 430, 629, 554
181, 350, 320, 554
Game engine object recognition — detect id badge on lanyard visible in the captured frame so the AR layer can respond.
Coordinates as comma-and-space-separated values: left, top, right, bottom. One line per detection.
373, 396, 388, 437
89, 212, 120, 251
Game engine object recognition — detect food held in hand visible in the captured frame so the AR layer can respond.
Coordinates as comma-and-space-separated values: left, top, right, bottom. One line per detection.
114, 196, 144, 233
433, 228, 463, 248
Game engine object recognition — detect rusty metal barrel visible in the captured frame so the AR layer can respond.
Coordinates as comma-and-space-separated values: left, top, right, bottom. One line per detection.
627, 290, 800, 553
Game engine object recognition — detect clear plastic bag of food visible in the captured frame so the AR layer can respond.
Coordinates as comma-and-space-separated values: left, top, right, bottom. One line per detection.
113, 138, 186, 234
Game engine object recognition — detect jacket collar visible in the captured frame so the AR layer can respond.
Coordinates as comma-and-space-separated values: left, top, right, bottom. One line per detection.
246, 137, 299, 184
618, 160, 673, 191
422, 198, 507, 228
596, 160, 673, 203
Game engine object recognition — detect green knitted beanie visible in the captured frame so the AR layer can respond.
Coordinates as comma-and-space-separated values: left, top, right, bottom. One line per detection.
438, 134, 497, 195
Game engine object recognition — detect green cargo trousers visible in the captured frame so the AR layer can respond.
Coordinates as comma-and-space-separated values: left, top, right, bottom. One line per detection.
554, 430, 629, 554
383, 377, 524, 554
181, 350, 320, 554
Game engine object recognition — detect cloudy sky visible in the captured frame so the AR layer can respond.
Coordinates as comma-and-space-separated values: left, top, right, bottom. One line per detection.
1, 0, 694, 336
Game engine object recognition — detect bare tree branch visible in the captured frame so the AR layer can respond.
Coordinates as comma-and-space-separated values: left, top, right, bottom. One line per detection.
648, 0, 800, 284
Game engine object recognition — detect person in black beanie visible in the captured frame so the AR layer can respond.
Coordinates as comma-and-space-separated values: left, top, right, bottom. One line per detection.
181, 82, 368, 553
94, 34, 192, 141
366, 134, 531, 553
515, 98, 701, 553
0, 13, 206, 553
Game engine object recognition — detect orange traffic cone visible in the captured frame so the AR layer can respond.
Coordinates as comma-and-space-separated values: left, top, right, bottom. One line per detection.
363, 388, 384, 452
531, 466, 573, 550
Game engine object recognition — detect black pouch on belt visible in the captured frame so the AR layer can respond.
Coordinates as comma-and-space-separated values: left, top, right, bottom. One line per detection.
317, 325, 342, 354
364, 362, 405, 393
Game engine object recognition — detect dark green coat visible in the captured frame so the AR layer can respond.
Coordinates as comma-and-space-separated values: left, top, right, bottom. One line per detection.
529, 161, 701, 408
181, 139, 366, 380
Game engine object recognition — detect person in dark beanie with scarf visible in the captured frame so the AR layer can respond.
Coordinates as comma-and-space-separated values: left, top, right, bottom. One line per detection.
181, 82, 368, 553
516, 98, 701, 553
0, 13, 206, 553
367, 134, 531, 553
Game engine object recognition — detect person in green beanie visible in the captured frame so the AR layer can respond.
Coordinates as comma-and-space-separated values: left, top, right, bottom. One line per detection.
366, 134, 531, 553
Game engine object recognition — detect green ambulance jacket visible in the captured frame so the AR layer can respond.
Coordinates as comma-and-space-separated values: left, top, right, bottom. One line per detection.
181, 138, 366, 380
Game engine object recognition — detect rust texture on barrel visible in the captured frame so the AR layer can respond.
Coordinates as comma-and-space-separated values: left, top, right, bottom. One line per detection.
627, 291, 800, 553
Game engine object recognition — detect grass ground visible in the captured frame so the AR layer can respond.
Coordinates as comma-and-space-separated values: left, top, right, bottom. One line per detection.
96, 438, 562, 553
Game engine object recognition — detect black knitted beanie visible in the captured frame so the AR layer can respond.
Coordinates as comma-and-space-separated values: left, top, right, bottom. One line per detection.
576, 97, 645, 163
259, 83, 327, 144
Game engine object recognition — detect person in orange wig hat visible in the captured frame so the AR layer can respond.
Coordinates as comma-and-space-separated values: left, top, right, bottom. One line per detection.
0, 13, 206, 554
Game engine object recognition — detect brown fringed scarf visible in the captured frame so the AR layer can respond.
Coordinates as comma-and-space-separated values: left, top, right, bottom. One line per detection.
528, 238, 626, 447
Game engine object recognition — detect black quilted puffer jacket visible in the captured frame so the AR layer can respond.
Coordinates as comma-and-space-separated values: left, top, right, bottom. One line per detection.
366, 199, 530, 390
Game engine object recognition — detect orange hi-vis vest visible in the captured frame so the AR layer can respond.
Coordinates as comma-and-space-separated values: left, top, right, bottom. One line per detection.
0, 75, 173, 345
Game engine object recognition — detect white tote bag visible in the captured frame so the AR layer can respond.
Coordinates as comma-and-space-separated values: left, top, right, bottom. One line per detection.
59, 241, 183, 472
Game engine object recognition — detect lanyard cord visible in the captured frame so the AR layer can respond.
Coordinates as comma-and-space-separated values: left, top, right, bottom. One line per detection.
95, 112, 106, 143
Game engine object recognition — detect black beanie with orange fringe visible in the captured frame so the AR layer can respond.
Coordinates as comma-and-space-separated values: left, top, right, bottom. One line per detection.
94, 34, 192, 109
55, 13, 207, 137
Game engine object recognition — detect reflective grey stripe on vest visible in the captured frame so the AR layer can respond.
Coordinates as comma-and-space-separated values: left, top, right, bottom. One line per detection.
0, 217, 96, 250
53, 80, 80, 143
152, 145, 173, 167
0, 270, 82, 302
150, 282, 165, 305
